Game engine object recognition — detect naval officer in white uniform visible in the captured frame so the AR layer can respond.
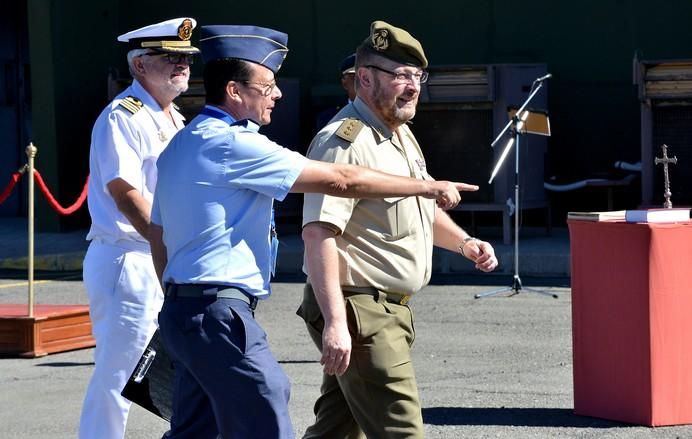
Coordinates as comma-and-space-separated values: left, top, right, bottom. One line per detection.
79, 17, 199, 439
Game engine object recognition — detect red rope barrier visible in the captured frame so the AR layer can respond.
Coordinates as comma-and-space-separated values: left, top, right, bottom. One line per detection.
33, 169, 89, 215
0, 171, 23, 204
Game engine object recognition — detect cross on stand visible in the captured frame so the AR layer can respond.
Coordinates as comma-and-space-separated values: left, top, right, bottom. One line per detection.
654, 144, 677, 208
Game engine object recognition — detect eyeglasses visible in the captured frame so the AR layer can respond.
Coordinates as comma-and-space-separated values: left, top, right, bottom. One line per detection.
365, 65, 428, 84
143, 52, 194, 65
241, 80, 277, 97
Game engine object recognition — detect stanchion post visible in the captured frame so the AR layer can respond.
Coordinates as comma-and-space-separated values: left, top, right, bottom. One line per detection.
26, 142, 37, 317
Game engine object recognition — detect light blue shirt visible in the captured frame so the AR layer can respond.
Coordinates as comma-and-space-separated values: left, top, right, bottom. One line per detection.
152, 105, 307, 297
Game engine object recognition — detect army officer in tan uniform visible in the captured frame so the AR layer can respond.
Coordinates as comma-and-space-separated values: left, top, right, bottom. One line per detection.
297, 20, 499, 439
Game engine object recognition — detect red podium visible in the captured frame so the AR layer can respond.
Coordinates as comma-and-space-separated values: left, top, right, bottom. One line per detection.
569, 220, 692, 426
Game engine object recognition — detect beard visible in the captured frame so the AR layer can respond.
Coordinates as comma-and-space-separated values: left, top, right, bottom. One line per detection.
145, 61, 190, 98
167, 72, 190, 95
372, 77, 418, 127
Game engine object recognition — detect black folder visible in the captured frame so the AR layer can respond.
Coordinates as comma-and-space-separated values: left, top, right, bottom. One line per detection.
121, 330, 174, 421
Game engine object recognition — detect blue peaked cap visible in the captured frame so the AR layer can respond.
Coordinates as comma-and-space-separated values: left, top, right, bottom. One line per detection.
200, 25, 289, 73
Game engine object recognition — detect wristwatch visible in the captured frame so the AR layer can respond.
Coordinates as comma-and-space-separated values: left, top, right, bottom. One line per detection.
459, 236, 479, 258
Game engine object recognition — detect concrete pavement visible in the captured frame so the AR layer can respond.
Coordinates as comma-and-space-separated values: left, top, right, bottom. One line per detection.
2, 278, 691, 438
12, 216, 687, 437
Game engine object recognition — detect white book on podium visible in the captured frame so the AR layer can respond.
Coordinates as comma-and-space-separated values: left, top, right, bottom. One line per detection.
625, 208, 690, 223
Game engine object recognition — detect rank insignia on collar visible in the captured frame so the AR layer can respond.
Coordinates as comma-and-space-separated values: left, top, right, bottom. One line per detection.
415, 158, 426, 172
178, 19, 193, 41
158, 130, 168, 142
372, 29, 389, 51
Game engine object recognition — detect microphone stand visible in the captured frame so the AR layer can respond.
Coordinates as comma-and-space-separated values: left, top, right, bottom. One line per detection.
475, 78, 557, 299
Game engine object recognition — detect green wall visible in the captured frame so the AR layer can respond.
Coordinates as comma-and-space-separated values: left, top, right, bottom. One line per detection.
28, 0, 121, 230
27, 0, 692, 229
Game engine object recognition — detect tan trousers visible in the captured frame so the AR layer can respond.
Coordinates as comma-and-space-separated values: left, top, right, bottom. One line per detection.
297, 284, 423, 439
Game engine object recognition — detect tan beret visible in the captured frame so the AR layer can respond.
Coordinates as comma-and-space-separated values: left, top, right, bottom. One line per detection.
359, 20, 427, 68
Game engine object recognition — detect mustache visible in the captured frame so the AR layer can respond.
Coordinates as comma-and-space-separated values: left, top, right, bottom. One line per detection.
403, 88, 418, 97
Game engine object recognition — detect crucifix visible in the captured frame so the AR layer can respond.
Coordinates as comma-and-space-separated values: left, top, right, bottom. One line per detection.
654, 143, 677, 208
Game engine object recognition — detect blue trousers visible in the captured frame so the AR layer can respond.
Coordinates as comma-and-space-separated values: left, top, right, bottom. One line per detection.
159, 295, 293, 439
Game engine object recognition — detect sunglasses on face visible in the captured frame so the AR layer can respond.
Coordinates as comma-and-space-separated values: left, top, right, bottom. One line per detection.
143, 52, 194, 65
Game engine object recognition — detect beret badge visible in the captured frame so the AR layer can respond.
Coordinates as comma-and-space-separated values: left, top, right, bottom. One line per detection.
371, 28, 389, 51
178, 19, 193, 41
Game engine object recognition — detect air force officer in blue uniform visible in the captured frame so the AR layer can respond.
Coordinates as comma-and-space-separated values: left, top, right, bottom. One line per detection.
150, 24, 471, 438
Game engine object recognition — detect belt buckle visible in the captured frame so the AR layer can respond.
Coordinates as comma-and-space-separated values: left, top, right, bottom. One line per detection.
399, 295, 410, 305
202, 287, 219, 296
249, 296, 258, 310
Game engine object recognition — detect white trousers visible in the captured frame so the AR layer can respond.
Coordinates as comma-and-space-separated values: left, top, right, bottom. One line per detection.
79, 241, 163, 439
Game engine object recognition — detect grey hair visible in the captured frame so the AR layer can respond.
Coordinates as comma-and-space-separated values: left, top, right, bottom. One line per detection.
126, 49, 150, 77
354, 46, 383, 91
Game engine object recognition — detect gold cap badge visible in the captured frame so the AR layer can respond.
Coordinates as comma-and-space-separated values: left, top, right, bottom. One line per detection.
178, 19, 193, 41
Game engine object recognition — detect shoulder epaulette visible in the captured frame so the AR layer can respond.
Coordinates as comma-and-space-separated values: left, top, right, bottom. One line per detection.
118, 96, 143, 115
335, 118, 364, 143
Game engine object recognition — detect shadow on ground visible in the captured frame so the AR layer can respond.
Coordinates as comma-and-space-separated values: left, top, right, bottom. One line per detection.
35, 361, 94, 367
423, 407, 624, 428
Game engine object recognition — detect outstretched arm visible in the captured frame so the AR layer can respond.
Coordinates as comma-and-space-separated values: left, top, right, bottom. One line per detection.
291, 160, 478, 210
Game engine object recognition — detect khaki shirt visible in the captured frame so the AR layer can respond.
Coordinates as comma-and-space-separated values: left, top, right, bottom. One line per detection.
302, 97, 436, 295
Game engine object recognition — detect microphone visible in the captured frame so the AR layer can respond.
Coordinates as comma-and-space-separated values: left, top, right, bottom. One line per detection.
534, 73, 552, 82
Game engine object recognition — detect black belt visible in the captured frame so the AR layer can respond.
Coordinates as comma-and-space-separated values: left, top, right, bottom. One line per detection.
165, 283, 258, 310
341, 286, 412, 305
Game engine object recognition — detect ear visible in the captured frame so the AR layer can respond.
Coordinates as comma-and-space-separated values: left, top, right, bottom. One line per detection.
356, 67, 372, 88
132, 56, 147, 75
225, 81, 241, 102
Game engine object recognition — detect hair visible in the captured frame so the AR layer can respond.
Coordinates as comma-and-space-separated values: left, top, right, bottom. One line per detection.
354, 45, 380, 69
126, 48, 149, 78
203, 58, 255, 105
354, 45, 383, 90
